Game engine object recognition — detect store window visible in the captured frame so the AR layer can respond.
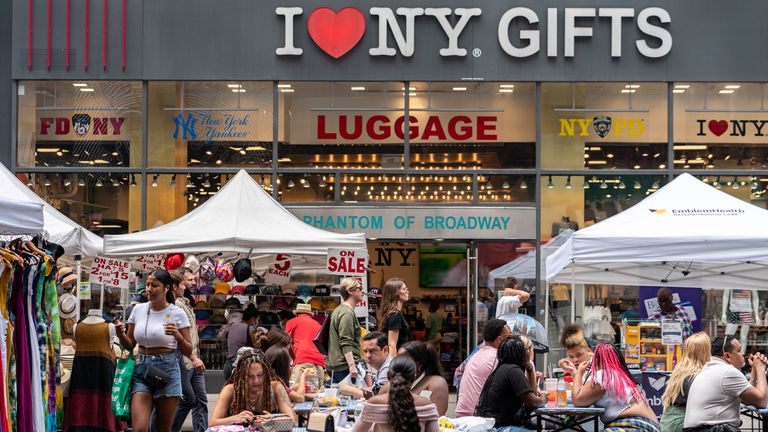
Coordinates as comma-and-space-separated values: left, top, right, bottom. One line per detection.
674, 83, 768, 171
408, 83, 535, 169
691, 175, 767, 208
278, 82, 405, 169
148, 82, 273, 167
542, 83, 668, 170
540, 175, 667, 242
19, 172, 141, 234
17, 81, 142, 168
479, 175, 535, 204
278, 174, 334, 203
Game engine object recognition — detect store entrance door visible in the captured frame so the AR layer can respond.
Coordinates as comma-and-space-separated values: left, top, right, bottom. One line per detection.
367, 240, 477, 386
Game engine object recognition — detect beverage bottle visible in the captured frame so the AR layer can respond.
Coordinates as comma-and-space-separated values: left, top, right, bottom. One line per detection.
164, 313, 174, 335
354, 400, 364, 420
556, 378, 568, 408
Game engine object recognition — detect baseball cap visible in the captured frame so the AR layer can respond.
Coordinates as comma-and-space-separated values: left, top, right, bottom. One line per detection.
214, 282, 231, 295
165, 253, 185, 271
233, 258, 252, 283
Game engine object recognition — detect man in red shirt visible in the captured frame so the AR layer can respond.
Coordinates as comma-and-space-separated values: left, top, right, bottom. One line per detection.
286, 303, 326, 389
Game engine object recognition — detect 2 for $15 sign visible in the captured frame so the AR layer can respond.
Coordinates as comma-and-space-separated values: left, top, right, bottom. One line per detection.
90, 256, 130, 289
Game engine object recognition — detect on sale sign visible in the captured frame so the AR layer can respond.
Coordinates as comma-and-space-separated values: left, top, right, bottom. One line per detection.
326, 248, 368, 276
354, 274, 368, 318
90, 256, 131, 289
265, 254, 292, 285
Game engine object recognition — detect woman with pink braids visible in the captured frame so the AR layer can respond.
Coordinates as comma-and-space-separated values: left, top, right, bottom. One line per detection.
572, 344, 660, 432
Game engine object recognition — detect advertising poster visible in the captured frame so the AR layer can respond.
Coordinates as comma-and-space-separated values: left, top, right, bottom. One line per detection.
639, 287, 702, 333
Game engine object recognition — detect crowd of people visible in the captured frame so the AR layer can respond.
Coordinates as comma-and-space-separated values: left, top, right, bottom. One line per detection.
104, 268, 768, 432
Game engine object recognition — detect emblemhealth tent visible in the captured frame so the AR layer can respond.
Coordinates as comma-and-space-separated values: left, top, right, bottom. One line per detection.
0, 163, 102, 256
546, 173, 768, 291
103, 170, 366, 257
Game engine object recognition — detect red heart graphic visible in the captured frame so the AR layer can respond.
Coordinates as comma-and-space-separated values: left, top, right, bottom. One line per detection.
308, 7, 365, 59
708, 120, 728, 136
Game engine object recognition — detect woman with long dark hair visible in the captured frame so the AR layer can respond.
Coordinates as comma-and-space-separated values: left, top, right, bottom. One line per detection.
397, 341, 449, 416
264, 345, 314, 403
209, 347, 295, 427
573, 344, 660, 432
115, 269, 193, 432
352, 356, 439, 432
476, 335, 547, 431
377, 277, 410, 355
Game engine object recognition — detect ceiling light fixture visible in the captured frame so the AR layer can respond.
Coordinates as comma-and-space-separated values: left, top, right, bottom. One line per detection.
151, 175, 159, 187
565, 176, 573, 189
111, 177, 120, 187
547, 176, 554, 189
130, 175, 137, 187
170, 174, 176, 187
95, 178, 103, 187
78, 178, 85, 187
43, 176, 51, 187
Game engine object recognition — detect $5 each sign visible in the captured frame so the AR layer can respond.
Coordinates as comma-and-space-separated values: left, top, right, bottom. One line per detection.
90, 256, 130, 289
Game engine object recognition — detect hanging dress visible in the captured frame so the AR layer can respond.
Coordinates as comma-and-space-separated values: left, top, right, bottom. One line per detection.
63, 320, 125, 432
11, 262, 32, 432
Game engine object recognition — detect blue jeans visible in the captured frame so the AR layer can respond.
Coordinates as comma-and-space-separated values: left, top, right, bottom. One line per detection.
330, 369, 349, 384
171, 368, 208, 432
132, 352, 182, 398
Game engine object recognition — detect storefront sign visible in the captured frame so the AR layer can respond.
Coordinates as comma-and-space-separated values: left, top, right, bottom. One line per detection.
90, 257, 131, 289
171, 112, 265, 142
558, 116, 645, 138
288, 206, 535, 239
276, 6, 672, 59
37, 112, 129, 141
695, 119, 768, 138
315, 113, 498, 143
265, 254, 292, 285
132, 254, 165, 272
326, 248, 369, 276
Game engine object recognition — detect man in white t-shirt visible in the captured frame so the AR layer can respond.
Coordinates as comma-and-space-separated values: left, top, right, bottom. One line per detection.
495, 277, 530, 318
684, 336, 768, 430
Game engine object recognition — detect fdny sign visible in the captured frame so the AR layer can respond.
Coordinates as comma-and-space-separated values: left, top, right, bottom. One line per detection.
37, 113, 128, 141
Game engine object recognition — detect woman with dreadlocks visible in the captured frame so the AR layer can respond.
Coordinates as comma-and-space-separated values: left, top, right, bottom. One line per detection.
475, 335, 548, 431
572, 344, 660, 432
208, 347, 295, 427
352, 356, 439, 432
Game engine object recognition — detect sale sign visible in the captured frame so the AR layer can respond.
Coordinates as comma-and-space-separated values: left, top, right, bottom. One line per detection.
354, 274, 369, 318
132, 254, 164, 272
326, 248, 368, 276
90, 256, 131, 289
266, 254, 292, 285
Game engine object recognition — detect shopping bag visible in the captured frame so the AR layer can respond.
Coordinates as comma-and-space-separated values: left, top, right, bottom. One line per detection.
111, 350, 135, 421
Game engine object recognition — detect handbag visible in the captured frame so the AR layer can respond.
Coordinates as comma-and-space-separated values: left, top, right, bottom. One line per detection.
111, 350, 135, 421
254, 413, 293, 432
313, 312, 333, 355
307, 412, 335, 432
143, 363, 170, 390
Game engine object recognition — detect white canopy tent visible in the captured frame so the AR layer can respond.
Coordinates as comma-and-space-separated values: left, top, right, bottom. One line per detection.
546, 173, 768, 291
104, 170, 366, 257
0, 197, 45, 236
487, 229, 573, 290
0, 163, 102, 256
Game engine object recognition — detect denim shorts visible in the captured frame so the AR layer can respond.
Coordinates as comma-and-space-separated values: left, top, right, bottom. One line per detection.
131, 351, 182, 398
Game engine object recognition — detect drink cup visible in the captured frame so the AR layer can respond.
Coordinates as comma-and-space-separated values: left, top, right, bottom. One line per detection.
545, 378, 558, 406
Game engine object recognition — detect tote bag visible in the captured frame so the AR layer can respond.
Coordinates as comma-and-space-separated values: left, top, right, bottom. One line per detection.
111, 350, 135, 421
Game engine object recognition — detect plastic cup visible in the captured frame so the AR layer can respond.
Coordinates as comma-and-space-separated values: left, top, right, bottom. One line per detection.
545, 378, 558, 406
324, 388, 338, 398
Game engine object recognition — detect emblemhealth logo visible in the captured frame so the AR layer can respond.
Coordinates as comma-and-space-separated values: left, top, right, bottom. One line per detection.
651, 208, 744, 216
558, 116, 644, 138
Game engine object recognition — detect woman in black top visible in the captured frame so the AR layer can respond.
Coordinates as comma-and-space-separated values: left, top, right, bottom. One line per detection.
476, 335, 548, 430
377, 277, 410, 355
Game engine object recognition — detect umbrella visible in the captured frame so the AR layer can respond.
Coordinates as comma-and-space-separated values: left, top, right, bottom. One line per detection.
498, 312, 549, 353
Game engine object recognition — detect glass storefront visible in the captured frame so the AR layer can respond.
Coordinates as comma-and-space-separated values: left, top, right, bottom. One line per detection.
15, 80, 768, 362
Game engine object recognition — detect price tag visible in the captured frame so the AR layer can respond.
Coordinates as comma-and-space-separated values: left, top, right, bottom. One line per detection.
266, 254, 292, 285
90, 256, 131, 289
661, 319, 683, 346
132, 254, 165, 272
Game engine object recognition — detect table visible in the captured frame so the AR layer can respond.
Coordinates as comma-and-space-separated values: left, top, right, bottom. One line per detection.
293, 401, 357, 426
535, 405, 605, 432
741, 405, 768, 432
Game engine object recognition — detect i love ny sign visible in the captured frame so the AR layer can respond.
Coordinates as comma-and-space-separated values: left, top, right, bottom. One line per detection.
276, 6, 672, 59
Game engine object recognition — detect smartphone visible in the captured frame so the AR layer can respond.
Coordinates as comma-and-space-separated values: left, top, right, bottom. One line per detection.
362, 388, 374, 399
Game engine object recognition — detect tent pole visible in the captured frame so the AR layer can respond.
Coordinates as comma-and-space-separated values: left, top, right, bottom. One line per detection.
75, 255, 82, 320
570, 264, 576, 324
544, 281, 550, 371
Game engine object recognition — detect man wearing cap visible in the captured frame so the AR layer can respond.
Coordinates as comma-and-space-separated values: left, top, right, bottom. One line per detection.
285, 303, 326, 388
327, 278, 364, 384
171, 268, 208, 432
